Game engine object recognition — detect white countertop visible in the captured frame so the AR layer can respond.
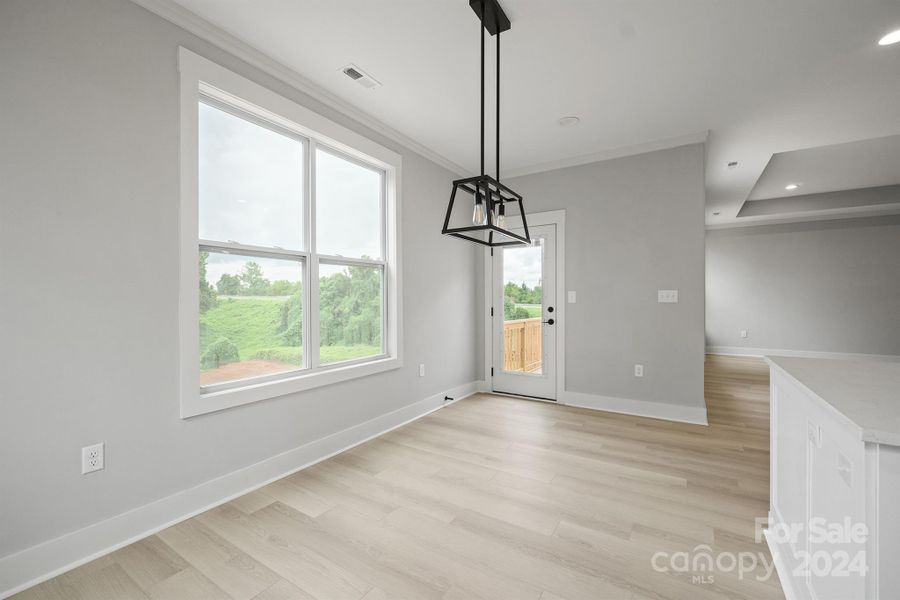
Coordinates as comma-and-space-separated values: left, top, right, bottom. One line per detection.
766, 356, 900, 446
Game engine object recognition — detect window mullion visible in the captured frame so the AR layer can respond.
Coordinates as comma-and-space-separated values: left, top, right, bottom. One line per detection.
301, 137, 312, 372
317, 255, 386, 268
380, 170, 387, 271
308, 140, 321, 371
199, 239, 307, 261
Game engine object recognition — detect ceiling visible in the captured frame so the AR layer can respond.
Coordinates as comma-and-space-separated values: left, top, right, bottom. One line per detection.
164, 0, 900, 226
748, 135, 900, 200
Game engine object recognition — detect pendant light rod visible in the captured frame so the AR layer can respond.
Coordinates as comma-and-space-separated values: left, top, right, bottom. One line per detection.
496, 29, 500, 183
480, 1, 485, 177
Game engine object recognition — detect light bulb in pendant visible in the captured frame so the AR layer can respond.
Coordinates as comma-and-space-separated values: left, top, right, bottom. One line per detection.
494, 201, 506, 228
472, 196, 487, 225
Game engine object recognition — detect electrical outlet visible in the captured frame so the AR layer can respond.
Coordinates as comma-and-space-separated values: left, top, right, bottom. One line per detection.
634, 364, 644, 377
418, 363, 425, 377
82, 443, 104, 474
657, 290, 678, 303
740, 329, 749, 339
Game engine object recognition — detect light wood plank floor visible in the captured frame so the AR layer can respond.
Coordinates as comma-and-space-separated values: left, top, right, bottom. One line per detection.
15, 355, 783, 600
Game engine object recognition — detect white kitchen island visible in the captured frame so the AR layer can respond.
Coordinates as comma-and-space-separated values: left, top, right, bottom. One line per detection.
766, 356, 900, 600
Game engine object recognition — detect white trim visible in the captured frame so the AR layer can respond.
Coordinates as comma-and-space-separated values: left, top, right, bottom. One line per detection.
706, 203, 900, 230
561, 390, 709, 426
765, 509, 804, 600
707, 346, 900, 363
0, 382, 480, 599
553, 212, 567, 403
865, 444, 880, 600
129, 0, 467, 177
502, 132, 708, 179
483, 210, 566, 401
178, 48, 403, 417
188, 356, 402, 418
482, 247, 493, 390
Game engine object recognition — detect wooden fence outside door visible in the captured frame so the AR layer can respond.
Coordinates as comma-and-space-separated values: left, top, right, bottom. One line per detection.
503, 317, 542, 373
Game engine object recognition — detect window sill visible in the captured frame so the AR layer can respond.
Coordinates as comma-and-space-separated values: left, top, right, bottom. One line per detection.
181, 355, 402, 418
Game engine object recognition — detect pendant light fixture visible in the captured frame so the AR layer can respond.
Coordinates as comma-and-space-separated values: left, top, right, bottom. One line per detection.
441, 0, 531, 247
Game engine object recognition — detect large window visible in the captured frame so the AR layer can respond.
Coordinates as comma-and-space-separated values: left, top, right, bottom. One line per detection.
180, 48, 401, 417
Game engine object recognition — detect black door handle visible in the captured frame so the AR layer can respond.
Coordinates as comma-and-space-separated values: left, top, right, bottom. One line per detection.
542, 318, 555, 325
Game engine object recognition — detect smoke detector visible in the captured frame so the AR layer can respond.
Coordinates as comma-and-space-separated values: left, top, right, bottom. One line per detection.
341, 64, 381, 90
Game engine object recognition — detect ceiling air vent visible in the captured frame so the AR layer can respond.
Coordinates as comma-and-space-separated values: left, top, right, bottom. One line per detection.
341, 64, 381, 90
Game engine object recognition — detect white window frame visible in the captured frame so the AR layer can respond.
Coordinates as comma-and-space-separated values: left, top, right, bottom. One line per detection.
178, 48, 402, 418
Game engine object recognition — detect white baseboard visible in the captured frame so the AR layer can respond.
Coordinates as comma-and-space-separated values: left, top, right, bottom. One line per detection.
561, 390, 708, 426
764, 508, 807, 600
765, 530, 803, 600
0, 381, 479, 599
707, 346, 900, 363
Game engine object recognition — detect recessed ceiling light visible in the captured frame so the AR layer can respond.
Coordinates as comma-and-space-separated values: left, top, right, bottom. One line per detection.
785, 183, 800, 191
878, 29, 900, 46
557, 116, 580, 127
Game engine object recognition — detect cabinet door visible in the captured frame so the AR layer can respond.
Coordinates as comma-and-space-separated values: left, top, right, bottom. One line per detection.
873, 445, 900, 599
772, 372, 809, 551
807, 404, 866, 600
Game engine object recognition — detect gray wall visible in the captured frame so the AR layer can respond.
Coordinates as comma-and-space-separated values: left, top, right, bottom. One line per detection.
0, 0, 478, 558
706, 216, 900, 355
477, 144, 707, 409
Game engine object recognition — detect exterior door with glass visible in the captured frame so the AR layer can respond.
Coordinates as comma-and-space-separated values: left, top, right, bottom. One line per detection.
491, 224, 557, 400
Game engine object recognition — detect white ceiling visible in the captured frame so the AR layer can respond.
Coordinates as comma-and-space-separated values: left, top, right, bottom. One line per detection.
749, 135, 900, 200
166, 0, 900, 225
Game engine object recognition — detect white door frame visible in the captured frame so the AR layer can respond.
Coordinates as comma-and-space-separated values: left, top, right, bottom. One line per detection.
483, 209, 566, 400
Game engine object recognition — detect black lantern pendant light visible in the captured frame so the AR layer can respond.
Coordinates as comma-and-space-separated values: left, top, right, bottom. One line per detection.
441, 0, 531, 247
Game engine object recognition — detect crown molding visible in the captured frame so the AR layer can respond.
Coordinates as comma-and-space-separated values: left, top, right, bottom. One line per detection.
128, 0, 469, 176
503, 131, 709, 179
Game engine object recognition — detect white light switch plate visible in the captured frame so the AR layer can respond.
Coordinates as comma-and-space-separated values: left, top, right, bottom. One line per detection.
658, 290, 678, 303
567, 291, 577, 303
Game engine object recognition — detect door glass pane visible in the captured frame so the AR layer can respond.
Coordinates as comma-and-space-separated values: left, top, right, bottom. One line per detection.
502, 240, 543, 374
199, 101, 304, 250
315, 149, 383, 259
200, 250, 303, 386
318, 263, 383, 364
